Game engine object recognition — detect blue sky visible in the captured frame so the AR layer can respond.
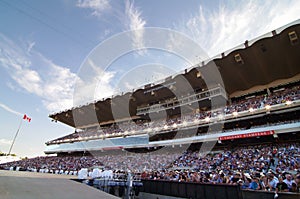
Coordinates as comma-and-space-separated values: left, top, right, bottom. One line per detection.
0, 0, 299, 157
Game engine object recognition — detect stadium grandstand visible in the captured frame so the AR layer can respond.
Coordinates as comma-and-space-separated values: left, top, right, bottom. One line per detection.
1, 21, 300, 199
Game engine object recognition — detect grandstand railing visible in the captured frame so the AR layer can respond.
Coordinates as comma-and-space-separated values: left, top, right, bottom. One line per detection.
140, 179, 242, 199
44, 120, 300, 154
140, 179, 300, 199
136, 86, 227, 115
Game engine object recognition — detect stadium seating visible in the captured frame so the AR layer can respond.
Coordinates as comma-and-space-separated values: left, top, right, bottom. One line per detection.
46, 83, 300, 144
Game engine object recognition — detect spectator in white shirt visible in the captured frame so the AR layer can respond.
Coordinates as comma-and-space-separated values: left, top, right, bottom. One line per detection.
283, 174, 296, 191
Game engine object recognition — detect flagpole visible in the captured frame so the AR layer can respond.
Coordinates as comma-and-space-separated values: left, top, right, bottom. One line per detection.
8, 118, 23, 156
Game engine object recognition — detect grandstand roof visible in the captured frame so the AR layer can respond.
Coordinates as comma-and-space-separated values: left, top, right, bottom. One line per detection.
50, 22, 300, 128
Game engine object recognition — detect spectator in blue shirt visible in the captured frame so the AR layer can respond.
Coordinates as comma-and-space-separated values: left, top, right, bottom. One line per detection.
249, 177, 260, 190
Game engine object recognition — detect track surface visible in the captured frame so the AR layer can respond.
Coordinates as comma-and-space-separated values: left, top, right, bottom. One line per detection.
0, 170, 118, 199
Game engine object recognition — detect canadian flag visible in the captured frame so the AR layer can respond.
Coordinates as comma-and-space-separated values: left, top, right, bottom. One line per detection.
23, 114, 31, 122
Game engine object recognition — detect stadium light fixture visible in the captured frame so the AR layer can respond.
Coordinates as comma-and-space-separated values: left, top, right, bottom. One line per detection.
285, 100, 292, 105
234, 53, 244, 64
288, 31, 298, 45
204, 117, 210, 122
232, 111, 238, 117
265, 105, 271, 110
218, 114, 224, 120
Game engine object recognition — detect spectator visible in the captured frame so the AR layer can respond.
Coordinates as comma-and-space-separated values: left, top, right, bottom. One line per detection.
267, 173, 279, 191
290, 183, 298, 193
283, 174, 296, 191
275, 176, 289, 193
249, 177, 260, 190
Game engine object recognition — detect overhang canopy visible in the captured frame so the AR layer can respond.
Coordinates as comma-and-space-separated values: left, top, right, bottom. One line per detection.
49, 23, 300, 128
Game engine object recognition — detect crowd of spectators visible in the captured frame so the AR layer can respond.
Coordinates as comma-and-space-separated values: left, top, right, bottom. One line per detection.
48, 84, 300, 144
143, 143, 300, 193
1, 143, 300, 193
0, 156, 101, 173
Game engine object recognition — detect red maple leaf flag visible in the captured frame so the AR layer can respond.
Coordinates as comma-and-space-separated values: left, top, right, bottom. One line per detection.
23, 114, 31, 122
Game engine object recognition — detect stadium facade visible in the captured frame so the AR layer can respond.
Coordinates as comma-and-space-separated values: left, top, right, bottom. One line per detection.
45, 20, 300, 157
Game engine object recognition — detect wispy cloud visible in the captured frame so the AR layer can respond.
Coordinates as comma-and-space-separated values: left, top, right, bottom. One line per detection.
0, 103, 23, 116
88, 59, 116, 98
76, 0, 111, 17
74, 58, 116, 106
174, 0, 300, 57
0, 138, 12, 145
124, 0, 146, 53
37, 54, 79, 112
0, 33, 78, 113
78, 0, 147, 53
27, 41, 35, 54
75, 0, 147, 98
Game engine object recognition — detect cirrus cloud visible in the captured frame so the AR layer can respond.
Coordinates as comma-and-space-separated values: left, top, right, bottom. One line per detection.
173, 0, 300, 57
76, 0, 111, 17
124, 0, 146, 53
